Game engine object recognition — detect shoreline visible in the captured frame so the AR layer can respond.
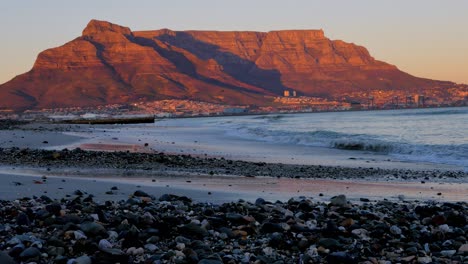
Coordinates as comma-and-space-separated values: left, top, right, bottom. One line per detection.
1, 110, 467, 172
1, 148, 466, 181
0, 120, 466, 263
1, 165, 467, 203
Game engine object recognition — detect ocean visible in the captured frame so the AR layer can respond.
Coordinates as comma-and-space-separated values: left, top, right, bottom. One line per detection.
155, 107, 468, 170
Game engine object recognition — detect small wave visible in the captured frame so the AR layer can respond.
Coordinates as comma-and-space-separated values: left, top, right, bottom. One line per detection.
332, 141, 393, 153
226, 125, 468, 168
252, 114, 286, 121
388, 108, 468, 117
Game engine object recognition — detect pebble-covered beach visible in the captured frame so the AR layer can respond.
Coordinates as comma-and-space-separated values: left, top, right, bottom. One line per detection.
0, 191, 467, 264
0, 121, 467, 263
0, 148, 466, 181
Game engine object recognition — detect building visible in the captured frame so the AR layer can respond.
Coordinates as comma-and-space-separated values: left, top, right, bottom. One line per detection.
350, 101, 362, 110
415, 94, 425, 107
284, 90, 297, 97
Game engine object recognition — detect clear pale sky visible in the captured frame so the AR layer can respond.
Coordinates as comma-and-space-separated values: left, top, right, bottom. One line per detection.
1, 0, 467, 85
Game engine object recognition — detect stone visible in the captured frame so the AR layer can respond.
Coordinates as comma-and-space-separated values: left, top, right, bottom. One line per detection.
198, 259, 223, 264
327, 251, 355, 263
45, 203, 62, 216
74, 255, 92, 264
80, 221, 106, 236
0, 251, 16, 264
351, 228, 370, 241
417, 256, 432, 264
389, 225, 402, 235
179, 223, 208, 238
260, 222, 284, 233
440, 250, 456, 257
98, 239, 113, 250
458, 244, 468, 253
16, 212, 30, 226
318, 238, 341, 249
133, 190, 150, 197
19, 247, 42, 260
330, 195, 347, 207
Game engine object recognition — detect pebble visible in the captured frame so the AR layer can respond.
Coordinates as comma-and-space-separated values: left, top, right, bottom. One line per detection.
0, 251, 16, 264
330, 194, 347, 206
19, 247, 42, 260
389, 225, 402, 235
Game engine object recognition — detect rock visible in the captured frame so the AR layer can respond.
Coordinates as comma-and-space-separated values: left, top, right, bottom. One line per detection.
144, 244, 158, 252
73, 230, 87, 240
80, 221, 106, 236
133, 190, 150, 197
417, 256, 432, 263
260, 222, 284, 233
73, 190, 84, 196
255, 198, 266, 205
0, 251, 16, 264
330, 195, 348, 206
458, 244, 468, 253
179, 223, 208, 238
19, 247, 42, 260
225, 213, 248, 224
351, 228, 370, 241
16, 212, 30, 226
98, 239, 113, 250
198, 259, 223, 264
440, 250, 456, 257
389, 225, 402, 235
327, 251, 355, 263
45, 203, 62, 216
438, 224, 451, 233
74, 255, 92, 264
318, 238, 341, 249
47, 246, 65, 257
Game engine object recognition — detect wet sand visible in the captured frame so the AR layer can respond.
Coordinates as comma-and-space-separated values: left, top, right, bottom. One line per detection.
1, 167, 466, 203
0, 122, 466, 204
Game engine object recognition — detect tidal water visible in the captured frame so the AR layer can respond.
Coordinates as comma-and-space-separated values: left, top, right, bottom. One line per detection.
156, 107, 468, 170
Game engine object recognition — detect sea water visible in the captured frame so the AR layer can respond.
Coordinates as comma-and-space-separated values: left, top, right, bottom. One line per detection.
156, 107, 468, 169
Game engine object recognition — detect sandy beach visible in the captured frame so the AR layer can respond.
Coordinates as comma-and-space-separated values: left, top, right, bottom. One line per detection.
0, 121, 467, 263
0, 121, 466, 204
0, 167, 467, 203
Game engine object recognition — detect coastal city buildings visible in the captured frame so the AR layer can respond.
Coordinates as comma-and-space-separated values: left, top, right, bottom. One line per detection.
0, 86, 467, 120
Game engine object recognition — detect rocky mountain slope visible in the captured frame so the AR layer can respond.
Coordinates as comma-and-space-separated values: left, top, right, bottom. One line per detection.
0, 19, 455, 111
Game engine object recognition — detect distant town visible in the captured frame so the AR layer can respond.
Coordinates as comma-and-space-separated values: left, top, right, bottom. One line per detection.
1, 84, 467, 121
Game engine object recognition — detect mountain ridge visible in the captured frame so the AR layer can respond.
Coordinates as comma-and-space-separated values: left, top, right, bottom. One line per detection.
0, 19, 457, 111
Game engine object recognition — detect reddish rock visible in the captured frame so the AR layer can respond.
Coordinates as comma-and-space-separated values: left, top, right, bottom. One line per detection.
0, 19, 457, 111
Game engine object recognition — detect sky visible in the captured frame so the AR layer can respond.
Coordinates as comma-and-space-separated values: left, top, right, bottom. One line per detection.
1, 0, 467, 85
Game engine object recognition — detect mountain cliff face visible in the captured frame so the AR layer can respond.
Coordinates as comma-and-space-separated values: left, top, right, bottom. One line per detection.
0, 19, 453, 110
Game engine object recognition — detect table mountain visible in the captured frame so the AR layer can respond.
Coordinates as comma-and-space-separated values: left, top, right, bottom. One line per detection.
0, 19, 454, 111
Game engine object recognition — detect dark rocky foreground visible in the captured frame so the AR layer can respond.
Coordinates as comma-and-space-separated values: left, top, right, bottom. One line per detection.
0, 148, 467, 181
0, 192, 467, 264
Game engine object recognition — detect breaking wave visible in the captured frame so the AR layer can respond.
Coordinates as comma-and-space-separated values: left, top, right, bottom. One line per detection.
225, 126, 468, 168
